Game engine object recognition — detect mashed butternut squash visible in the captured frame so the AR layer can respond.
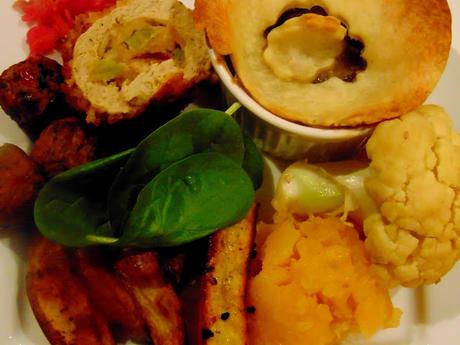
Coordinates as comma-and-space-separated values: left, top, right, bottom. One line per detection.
248, 217, 401, 345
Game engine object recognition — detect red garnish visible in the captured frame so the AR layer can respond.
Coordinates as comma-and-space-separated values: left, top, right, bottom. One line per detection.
27, 25, 59, 56
15, 0, 117, 56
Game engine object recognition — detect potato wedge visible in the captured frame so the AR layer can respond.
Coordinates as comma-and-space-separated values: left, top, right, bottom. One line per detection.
74, 248, 149, 343
159, 251, 186, 288
27, 237, 115, 345
115, 251, 185, 345
199, 204, 258, 345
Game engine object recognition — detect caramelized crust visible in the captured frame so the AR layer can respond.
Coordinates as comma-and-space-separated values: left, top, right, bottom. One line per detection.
194, 0, 232, 55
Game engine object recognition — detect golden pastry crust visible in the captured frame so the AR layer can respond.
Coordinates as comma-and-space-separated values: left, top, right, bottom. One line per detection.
195, 0, 451, 127
194, 0, 232, 55
62, 0, 211, 125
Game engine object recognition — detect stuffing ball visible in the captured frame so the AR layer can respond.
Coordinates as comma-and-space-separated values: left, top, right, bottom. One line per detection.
0, 56, 65, 136
31, 117, 96, 177
0, 143, 44, 212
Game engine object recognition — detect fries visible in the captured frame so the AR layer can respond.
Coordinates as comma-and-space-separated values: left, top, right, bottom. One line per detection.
27, 237, 115, 345
27, 208, 259, 345
199, 204, 258, 345
116, 251, 186, 345
160, 251, 186, 288
74, 248, 149, 342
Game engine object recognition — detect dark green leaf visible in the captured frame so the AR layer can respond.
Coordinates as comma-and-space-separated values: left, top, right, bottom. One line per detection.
34, 149, 133, 247
109, 108, 245, 232
117, 152, 254, 247
242, 133, 264, 190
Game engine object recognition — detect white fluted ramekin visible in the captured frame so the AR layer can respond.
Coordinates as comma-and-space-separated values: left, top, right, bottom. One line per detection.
210, 50, 373, 162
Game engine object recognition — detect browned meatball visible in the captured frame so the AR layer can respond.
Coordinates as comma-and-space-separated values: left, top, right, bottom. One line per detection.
31, 117, 97, 177
0, 143, 44, 213
0, 56, 64, 136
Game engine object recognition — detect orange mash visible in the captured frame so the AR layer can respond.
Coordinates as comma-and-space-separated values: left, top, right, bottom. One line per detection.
248, 216, 401, 345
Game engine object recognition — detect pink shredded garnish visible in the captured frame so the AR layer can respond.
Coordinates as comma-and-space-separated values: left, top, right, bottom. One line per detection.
15, 0, 116, 55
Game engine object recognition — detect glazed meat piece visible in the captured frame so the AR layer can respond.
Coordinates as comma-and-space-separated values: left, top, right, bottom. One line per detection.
0, 56, 64, 136
31, 117, 96, 177
0, 143, 44, 213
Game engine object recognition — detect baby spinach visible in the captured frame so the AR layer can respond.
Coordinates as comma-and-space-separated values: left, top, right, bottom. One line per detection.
34, 149, 134, 247
242, 134, 264, 190
33, 106, 264, 249
108, 108, 245, 232
117, 152, 254, 247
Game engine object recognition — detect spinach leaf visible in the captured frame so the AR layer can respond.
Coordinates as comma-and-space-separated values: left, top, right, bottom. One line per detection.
117, 152, 254, 247
242, 133, 264, 190
34, 149, 134, 247
33, 107, 261, 249
109, 108, 245, 232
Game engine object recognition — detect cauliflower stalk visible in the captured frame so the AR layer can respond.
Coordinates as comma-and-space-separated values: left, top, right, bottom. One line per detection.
274, 105, 460, 287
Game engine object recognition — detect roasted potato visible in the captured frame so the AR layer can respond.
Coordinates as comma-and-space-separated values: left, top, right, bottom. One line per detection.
116, 251, 185, 345
74, 248, 149, 343
27, 237, 115, 345
199, 204, 258, 345
159, 251, 186, 288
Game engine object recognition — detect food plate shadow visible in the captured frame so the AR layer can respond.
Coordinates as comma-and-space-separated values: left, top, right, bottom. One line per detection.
416, 263, 460, 325
0, 223, 49, 345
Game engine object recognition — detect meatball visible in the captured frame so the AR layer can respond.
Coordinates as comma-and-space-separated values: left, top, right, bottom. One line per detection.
31, 117, 96, 177
0, 143, 44, 213
0, 56, 64, 136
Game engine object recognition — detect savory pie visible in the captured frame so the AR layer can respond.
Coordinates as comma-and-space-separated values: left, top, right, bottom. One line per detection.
195, 0, 451, 127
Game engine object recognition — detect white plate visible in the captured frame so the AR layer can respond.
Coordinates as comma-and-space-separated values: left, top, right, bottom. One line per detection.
1, 1, 460, 344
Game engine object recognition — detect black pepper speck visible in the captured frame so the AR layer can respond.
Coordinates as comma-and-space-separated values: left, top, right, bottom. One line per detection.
202, 328, 214, 340
246, 306, 256, 314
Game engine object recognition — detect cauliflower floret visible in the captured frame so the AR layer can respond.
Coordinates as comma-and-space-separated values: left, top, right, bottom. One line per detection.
364, 105, 460, 287
272, 105, 460, 287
